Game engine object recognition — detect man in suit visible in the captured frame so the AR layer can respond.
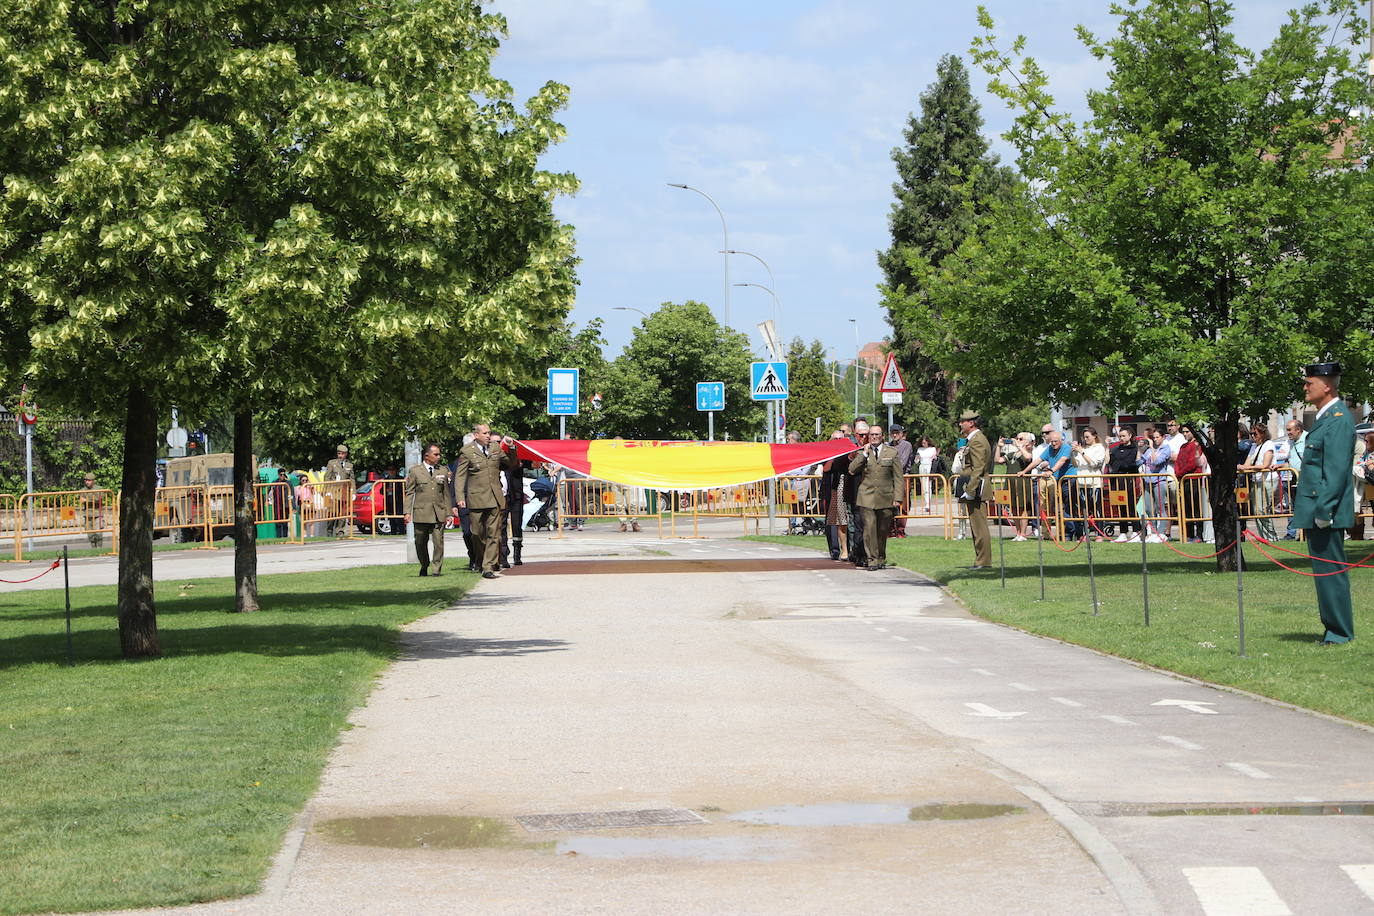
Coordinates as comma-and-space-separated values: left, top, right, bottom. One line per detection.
1290, 362, 1356, 644
844, 419, 869, 567
324, 444, 355, 537
958, 409, 995, 570
456, 423, 516, 579
848, 425, 903, 570
404, 442, 455, 576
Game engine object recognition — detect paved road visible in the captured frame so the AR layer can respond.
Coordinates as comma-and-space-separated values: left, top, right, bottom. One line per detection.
87, 529, 1374, 915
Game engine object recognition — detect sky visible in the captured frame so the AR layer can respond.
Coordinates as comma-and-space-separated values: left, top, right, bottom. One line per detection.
486, 0, 1312, 364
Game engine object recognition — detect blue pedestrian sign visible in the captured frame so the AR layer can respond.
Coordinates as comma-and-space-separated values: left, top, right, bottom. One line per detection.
696, 381, 725, 412
750, 361, 789, 401
547, 367, 580, 415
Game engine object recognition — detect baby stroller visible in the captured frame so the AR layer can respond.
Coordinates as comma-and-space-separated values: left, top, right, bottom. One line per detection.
526, 476, 556, 531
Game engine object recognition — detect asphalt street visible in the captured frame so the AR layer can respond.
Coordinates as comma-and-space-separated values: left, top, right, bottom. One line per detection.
67, 524, 1374, 915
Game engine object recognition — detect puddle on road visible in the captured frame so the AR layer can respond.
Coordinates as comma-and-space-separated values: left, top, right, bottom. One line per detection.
555, 835, 792, 861
727, 802, 1025, 827
316, 815, 526, 849
1147, 803, 1374, 817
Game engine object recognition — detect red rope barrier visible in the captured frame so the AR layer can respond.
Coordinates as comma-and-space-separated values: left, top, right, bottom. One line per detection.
1038, 509, 1083, 553
1245, 531, 1374, 571
0, 559, 61, 584
1243, 533, 1362, 578
1131, 517, 1237, 560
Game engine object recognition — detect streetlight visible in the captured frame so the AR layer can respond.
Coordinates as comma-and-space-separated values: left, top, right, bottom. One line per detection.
848, 318, 860, 419
732, 282, 781, 356
667, 183, 729, 329
612, 306, 649, 319
724, 250, 779, 344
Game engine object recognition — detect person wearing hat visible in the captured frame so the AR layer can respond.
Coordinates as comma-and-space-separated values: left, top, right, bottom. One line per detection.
956, 409, 995, 569
888, 425, 914, 539
1290, 362, 1356, 644
324, 444, 355, 537
78, 472, 105, 549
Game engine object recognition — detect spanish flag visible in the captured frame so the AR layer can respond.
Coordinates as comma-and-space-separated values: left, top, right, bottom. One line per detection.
515, 439, 858, 490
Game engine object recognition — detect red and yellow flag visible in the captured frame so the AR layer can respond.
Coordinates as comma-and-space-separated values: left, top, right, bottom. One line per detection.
515, 439, 858, 490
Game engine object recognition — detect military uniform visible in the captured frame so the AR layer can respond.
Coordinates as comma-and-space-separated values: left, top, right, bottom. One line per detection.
456, 438, 515, 576
961, 415, 995, 568
849, 442, 903, 569
78, 477, 105, 549
404, 460, 452, 575
1291, 364, 1356, 643
324, 450, 355, 537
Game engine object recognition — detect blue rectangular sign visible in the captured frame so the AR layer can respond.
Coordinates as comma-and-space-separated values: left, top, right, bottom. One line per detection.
696, 381, 725, 412
547, 367, 580, 416
750, 361, 789, 401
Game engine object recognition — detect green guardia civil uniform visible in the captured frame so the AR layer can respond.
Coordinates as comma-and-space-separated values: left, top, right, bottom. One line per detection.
1290, 396, 1356, 643
456, 440, 515, 573
849, 442, 903, 569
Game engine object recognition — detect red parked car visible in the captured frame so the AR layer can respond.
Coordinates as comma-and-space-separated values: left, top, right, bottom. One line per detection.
353, 481, 403, 535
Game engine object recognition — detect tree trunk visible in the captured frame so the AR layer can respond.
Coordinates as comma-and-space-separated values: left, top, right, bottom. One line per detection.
117, 386, 161, 658
1207, 411, 1245, 573
233, 406, 260, 613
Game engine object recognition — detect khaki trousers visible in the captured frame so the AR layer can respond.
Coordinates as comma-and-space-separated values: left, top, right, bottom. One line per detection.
471, 506, 503, 572
968, 499, 992, 566
862, 506, 895, 567
412, 522, 444, 574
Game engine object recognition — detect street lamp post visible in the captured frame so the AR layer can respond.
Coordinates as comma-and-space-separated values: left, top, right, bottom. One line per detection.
724, 250, 778, 342
612, 306, 649, 320
848, 319, 860, 420
668, 184, 729, 330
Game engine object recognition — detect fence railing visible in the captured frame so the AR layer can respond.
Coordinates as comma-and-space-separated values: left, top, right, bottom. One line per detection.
14, 489, 118, 560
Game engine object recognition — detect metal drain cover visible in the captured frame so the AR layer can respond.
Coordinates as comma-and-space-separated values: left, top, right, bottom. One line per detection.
516, 808, 707, 832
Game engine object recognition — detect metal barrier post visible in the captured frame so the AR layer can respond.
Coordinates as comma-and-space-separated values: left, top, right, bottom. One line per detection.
63, 545, 73, 666
1235, 516, 1246, 658
1140, 512, 1151, 627
1086, 517, 1099, 616
997, 508, 1006, 588
1035, 516, 1045, 601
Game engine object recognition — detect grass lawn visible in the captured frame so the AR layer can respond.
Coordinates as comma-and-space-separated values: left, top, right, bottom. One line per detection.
5, 534, 386, 564
749, 532, 1374, 727
0, 564, 473, 916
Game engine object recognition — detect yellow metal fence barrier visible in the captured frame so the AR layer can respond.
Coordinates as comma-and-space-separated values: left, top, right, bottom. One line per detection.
294, 479, 354, 541
14, 489, 118, 561
553, 479, 665, 538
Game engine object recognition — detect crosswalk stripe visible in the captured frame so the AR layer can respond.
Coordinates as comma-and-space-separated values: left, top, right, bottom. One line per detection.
1183, 866, 1290, 916
1343, 864, 1374, 902
1225, 762, 1274, 780
1158, 734, 1202, 750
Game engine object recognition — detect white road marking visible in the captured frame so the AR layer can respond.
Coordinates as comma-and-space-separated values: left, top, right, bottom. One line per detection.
940, 656, 962, 664
1183, 866, 1290, 916
874, 627, 889, 633
1050, 696, 1084, 708
912, 645, 932, 652
1341, 865, 1374, 902
964, 702, 1027, 719
1100, 715, 1137, 726
1008, 682, 1036, 692
1153, 699, 1218, 715
970, 668, 995, 676
1158, 735, 1202, 751
892, 635, 908, 642
1225, 762, 1274, 780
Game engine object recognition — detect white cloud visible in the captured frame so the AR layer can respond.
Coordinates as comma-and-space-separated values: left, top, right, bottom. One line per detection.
490, 0, 677, 63
791, 1, 882, 48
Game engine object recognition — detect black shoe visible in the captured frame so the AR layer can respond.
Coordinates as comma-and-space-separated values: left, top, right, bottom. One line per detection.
418, 569, 429, 577
514, 558, 523, 566
501, 562, 511, 569
467, 562, 479, 572
482, 571, 498, 579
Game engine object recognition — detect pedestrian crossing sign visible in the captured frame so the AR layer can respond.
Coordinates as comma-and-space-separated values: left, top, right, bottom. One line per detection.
750, 361, 789, 401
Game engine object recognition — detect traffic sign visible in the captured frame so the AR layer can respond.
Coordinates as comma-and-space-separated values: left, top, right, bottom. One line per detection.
696, 381, 725, 412
547, 367, 580, 416
166, 426, 189, 449
750, 361, 788, 401
879, 354, 906, 393
882, 392, 903, 405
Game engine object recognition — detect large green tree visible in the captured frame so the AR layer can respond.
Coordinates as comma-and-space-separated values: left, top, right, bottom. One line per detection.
0, 0, 576, 652
599, 302, 763, 440
879, 54, 1017, 423
783, 338, 846, 439
896, 1, 1373, 570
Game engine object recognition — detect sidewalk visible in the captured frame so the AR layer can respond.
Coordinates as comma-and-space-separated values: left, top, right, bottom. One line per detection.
109, 534, 1115, 915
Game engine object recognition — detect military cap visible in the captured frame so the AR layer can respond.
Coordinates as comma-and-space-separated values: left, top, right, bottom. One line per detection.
1303, 362, 1342, 377
958, 409, 981, 422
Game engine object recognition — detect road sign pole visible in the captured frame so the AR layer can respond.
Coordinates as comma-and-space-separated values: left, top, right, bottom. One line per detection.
559, 416, 566, 441
767, 402, 776, 535
887, 403, 893, 429
708, 411, 714, 442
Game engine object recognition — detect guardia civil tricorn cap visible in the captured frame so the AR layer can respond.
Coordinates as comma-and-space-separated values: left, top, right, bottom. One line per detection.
1303, 361, 1341, 377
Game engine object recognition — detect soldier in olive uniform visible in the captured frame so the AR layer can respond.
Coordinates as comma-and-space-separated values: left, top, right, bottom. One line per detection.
848, 425, 903, 570
404, 443, 454, 576
324, 444, 355, 537
957, 410, 995, 569
1291, 362, 1356, 644
78, 472, 105, 549
456, 423, 516, 579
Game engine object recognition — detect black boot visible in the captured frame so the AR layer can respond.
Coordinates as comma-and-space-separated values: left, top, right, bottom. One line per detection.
513, 540, 523, 566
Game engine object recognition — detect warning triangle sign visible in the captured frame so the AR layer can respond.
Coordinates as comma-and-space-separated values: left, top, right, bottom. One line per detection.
879, 354, 905, 393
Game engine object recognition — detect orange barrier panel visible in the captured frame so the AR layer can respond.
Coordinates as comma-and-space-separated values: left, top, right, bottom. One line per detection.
14, 489, 118, 561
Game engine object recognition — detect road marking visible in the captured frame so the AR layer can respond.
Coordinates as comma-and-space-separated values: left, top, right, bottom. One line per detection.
912, 645, 932, 652
1100, 715, 1137, 726
1153, 699, 1218, 715
940, 656, 962, 664
970, 668, 995, 676
891, 635, 908, 642
844, 605, 858, 612
1342, 865, 1374, 902
1050, 696, 1084, 708
874, 627, 889, 633
1158, 735, 1202, 750
965, 702, 1027, 719
1008, 682, 1036, 692
1225, 762, 1274, 780
1182, 866, 1290, 916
